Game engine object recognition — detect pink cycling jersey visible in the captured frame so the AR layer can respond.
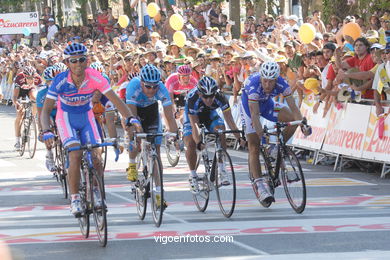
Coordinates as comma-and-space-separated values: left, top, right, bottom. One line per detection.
165, 73, 198, 95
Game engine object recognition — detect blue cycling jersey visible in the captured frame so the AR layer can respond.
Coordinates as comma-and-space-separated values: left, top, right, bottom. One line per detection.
125, 77, 172, 107
36, 84, 57, 117
241, 72, 292, 116
185, 88, 230, 115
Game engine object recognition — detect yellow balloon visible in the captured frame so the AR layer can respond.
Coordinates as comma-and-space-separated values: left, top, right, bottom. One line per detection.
118, 15, 129, 28
169, 14, 184, 31
298, 23, 316, 44
173, 31, 186, 48
147, 3, 160, 18
154, 13, 161, 22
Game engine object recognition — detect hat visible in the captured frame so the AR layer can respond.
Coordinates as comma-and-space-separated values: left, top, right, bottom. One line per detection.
365, 30, 379, 39
288, 15, 298, 22
206, 27, 213, 31
209, 53, 221, 60
274, 55, 288, 63
163, 55, 175, 63
192, 60, 203, 68
284, 41, 294, 48
343, 51, 355, 58
314, 33, 323, 40
184, 46, 201, 56
150, 32, 161, 38
167, 42, 179, 53
48, 18, 55, 22
370, 43, 384, 50
242, 51, 256, 58
212, 27, 219, 32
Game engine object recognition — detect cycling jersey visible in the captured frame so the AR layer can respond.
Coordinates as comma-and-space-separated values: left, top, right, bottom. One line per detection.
125, 77, 172, 107
186, 88, 230, 115
14, 73, 42, 90
165, 73, 198, 95
36, 84, 57, 117
46, 68, 111, 113
241, 72, 292, 117
183, 88, 229, 137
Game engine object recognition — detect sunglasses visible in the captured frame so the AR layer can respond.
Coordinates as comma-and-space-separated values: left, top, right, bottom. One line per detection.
202, 93, 215, 99
68, 56, 87, 64
142, 82, 159, 89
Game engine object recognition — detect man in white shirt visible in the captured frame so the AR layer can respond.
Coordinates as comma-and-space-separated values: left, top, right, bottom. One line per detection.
47, 18, 58, 42
286, 15, 299, 40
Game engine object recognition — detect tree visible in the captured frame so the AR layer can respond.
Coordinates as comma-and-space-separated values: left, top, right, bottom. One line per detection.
229, 0, 241, 39
76, 0, 88, 26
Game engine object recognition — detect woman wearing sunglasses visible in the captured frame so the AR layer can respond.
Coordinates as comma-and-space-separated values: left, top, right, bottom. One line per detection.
40, 43, 138, 217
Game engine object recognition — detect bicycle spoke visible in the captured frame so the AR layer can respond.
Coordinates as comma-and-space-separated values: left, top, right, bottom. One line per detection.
193, 152, 210, 212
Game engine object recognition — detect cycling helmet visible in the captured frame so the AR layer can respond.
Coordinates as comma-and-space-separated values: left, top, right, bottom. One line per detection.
23, 66, 36, 76
63, 42, 87, 58
197, 76, 218, 96
177, 64, 192, 75
90, 62, 105, 74
43, 66, 59, 81
53, 62, 68, 72
259, 61, 280, 80
140, 64, 161, 83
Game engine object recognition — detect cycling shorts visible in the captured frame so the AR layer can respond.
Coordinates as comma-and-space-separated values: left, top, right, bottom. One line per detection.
183, 109, 224, 137
137, 102, 162, 145
56, 109, 101, 148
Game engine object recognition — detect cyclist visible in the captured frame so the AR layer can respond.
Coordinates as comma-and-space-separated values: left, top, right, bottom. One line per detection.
183, 76, 245, 194
36, 66, 61, 172
125, 64, 178, 208
40, 43, 138, 217
165, 65, 198, 121
90, 62, 118, 141
241, 61, 311, 204
12, 66, 42, 150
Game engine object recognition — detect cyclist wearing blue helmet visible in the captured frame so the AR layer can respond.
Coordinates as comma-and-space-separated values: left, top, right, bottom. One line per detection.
125, 64, 178, 209
183, 76, 245, 194
41, 42, 138, 217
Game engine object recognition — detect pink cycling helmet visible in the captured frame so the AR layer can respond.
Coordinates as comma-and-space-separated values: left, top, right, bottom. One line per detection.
177, 65, 192, 75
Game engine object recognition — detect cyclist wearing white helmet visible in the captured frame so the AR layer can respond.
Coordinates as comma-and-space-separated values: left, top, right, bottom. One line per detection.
125, 64, 178, 209
183, 76, 245, 194
241, 61, 310, 204
36, 66, 61, 172
40, 42, 137, 217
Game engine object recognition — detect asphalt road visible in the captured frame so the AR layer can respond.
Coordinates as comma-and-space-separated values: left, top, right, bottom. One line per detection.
1, 104, 390, 260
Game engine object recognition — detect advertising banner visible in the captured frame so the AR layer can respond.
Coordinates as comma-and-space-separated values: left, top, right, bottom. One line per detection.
0, 12, 39, 35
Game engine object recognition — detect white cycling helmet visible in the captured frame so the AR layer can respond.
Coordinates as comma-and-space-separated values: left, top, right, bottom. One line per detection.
260, 61, 280, 80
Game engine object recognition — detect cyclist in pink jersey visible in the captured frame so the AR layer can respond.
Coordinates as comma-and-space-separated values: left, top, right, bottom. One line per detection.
165, 65, 198, 120
41, 43, 139, 217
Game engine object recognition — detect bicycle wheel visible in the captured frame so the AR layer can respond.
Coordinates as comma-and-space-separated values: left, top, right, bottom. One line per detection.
59, 145, 68, 199
150, 156, 164, 227
19, 117, 27, 156
27, 116, 37, 159
214, 150, 236, 218
135, 157, 147, 220
164, 136, 180, 167
280, 146, 306, 213
90, 169, 107, 246
257, 148, 275, 208
78, 171, 90, 238
193, 152, 210, 212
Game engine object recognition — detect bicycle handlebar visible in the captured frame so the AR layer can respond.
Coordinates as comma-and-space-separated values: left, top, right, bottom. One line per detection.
264, 117, 309, 135
134, 132, 177, 139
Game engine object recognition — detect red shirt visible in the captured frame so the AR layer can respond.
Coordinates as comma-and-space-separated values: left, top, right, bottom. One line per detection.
346, 54, 375, 99
326, 64, 336, 81
14, 73, 42, 90
346, 54, 374, 72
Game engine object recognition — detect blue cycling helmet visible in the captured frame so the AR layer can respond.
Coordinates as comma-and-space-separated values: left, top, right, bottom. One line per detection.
63, 42, 87, 58
140, 64, 161, 83
90, 62, 105, 74
43, 66, 59, 81
53, 62, 68, 72
197, 76, 218, 96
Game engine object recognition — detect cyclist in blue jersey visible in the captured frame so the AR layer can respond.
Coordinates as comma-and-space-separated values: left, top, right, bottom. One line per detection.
183, 76, 245, 194
36, 66, 62, 172
241, 61, 311, 204
40, 43, 138, 217
125, 64, 178, 208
